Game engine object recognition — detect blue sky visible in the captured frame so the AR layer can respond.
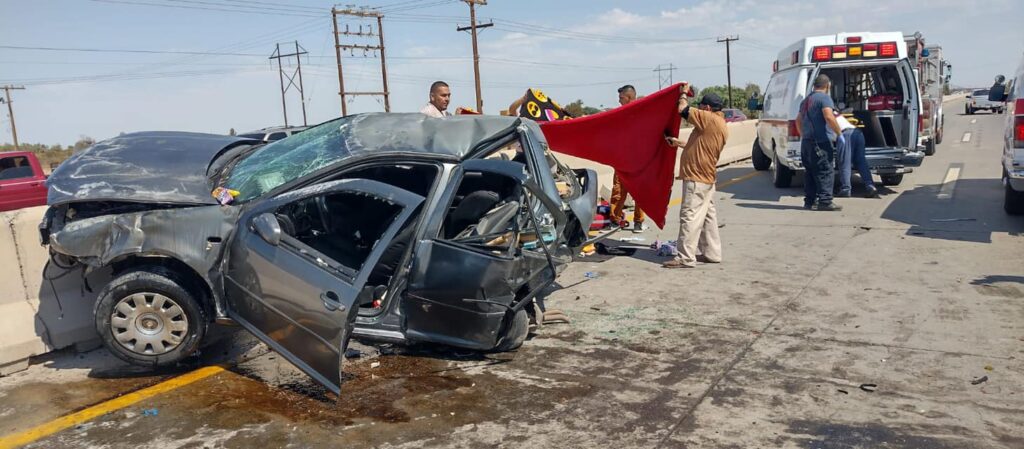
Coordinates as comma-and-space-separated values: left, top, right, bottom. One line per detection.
2, 0, 1022, 145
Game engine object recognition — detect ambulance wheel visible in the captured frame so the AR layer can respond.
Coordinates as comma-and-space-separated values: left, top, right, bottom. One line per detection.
924, 138, 936, 156
881, 174, 904, 186
771, 153, 793, 188
751, 140, 771, 171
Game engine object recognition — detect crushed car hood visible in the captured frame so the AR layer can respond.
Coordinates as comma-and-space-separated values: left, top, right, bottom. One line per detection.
47, 131, 255, 206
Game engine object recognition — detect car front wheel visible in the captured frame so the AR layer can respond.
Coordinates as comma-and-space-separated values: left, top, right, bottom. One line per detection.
94, 268, 207, 367
881, 174, 904, 186
771, 152, 793, 188
751, 139, 771, 171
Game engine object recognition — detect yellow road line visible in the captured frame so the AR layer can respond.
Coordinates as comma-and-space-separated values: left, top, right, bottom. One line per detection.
0, 365, 225, 449
625, 171, 760, 221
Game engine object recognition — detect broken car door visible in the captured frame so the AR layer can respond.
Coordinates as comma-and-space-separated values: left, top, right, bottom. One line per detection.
224, 179, 424, 395
402, 159, 564, 350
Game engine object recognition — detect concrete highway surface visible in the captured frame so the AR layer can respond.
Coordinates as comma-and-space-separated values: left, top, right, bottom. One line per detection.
0, 98, 1021, 448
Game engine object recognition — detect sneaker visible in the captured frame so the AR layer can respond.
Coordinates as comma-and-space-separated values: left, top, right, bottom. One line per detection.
632, 222, 647, 233
803, 202, 815, 210
813, 202, 843, 211
696, 255, 721, 264
663, 259, 696, 269
864, 185, 880, 198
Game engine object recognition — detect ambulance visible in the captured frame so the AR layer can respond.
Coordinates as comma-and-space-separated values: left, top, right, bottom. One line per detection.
751, 32, 926, 187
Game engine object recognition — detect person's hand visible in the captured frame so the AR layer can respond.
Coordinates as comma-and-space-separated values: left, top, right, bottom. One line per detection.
665, 136, 684, 148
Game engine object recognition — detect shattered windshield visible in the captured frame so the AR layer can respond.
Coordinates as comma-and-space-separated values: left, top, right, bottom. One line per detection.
223, 118, 348, 201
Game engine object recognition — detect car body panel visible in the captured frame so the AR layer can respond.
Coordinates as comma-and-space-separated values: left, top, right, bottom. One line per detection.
46, 132, 258, 206
0, 151, 48, 212
224, 178, 424, 395
1001, 58, 1024, 190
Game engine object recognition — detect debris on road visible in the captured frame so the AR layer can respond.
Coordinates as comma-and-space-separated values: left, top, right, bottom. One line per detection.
837, 389, 849, 394
984, 365, 994, 371
619, 237, 645, 242
584, 272, 599, 279
596, 242, 637, 256
971, 376, 989, 385
370, 361, 381, 369
930, 218, 977, 222
142, 408, 159, 417
859, 383, 878, 392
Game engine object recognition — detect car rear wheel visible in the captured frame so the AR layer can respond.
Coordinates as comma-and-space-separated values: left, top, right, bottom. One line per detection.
95, 268, 207, 367
1005, 175, 1024, 215
880, 174, 904, 186
494, 309, 529, 352
751, 139, 771, 171
771, 152, 793, 188
924, 138, 936, 156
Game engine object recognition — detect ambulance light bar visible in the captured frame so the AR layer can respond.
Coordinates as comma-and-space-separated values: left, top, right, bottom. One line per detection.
811, 41, 898, 62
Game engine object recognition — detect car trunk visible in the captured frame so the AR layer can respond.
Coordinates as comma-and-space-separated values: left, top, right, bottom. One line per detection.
816, 61, 919, 157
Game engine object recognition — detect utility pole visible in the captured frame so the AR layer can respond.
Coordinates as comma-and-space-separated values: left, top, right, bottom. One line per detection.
269, 41, 308, 126
332, 7, 390, 116
457, 0, 492, 113
653, 64, 677, 89
1, 86, 25, 150
717, 36, 739, 108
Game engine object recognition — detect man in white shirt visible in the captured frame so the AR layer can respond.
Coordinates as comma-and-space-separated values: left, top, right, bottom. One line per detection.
420, 81, 452, 118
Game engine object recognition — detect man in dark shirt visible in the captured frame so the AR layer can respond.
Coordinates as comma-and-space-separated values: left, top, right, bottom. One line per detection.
796, 74, 843, 211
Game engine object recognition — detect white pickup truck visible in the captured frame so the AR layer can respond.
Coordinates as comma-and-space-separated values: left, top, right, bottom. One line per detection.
966, 88, 1004, 114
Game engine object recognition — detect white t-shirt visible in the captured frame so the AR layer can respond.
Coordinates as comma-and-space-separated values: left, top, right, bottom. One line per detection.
420, 103, 451, 118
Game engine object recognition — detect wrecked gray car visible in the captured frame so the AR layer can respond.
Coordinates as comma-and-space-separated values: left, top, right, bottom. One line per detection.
40, 113, 596, 394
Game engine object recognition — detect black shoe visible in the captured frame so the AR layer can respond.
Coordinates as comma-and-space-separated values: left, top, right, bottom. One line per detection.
836, 191, 852, 198
803, 202, 815, 210
813, 202, 843, 211
864, 185, 880, 198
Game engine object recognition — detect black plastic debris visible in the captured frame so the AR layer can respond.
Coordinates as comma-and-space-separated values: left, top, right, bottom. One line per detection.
971, 376, 989, 385
859, 383, 878, 392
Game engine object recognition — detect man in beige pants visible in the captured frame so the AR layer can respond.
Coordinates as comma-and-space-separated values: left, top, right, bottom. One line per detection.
663, 86, 728, 269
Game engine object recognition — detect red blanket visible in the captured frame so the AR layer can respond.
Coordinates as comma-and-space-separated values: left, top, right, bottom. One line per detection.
539, 83, 682, 228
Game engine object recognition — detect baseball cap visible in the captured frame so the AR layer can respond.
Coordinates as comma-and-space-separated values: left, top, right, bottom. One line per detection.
699, 92, 724, 109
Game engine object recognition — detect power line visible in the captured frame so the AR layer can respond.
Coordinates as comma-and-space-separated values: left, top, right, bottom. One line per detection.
0, 45, 265, 57
89, 0, 325, 18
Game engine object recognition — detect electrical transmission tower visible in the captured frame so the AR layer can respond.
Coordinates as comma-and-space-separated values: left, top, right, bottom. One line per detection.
269, 41, 308, 127
717, 35, 740, 108
1, 86, 25, 150
654, 64, 677, 89
332, 7, 390, 116
457, 0, 492, 113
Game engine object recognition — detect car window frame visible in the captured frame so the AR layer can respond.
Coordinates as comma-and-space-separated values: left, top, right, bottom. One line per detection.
0, 156, 35, 181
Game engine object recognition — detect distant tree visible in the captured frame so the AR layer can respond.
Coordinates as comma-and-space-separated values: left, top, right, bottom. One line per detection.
563, 99, 602, 117
72, 135, 95, 153
697, 83, 763, 118
229, 128, 237, 136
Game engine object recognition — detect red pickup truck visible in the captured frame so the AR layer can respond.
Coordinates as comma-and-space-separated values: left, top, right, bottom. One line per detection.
0, 151, 48, 212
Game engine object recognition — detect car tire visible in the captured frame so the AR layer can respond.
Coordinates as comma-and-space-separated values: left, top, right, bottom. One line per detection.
924, 138, 936, 156
998, 108, 1005, 114
1005, 175, 1024, 215
751, 139, 771, 171
771, 152, 793, 188
94, 268, 207, 368
935, 124, 944, 144
494, 308, 529, 352
880, 174, 904, 186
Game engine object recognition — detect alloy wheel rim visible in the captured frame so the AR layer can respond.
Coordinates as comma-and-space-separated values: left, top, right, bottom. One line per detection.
110, 292, 189, 355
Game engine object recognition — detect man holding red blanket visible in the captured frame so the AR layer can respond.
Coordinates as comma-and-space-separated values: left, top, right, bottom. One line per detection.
663, 84, 728, 269
608, 85, 646, 232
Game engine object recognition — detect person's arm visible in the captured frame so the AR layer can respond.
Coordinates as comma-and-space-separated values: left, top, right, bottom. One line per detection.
795, 110, 804, 137
508, 95, 526, 116
822, 107, 841, 136
677, 82, 692, 118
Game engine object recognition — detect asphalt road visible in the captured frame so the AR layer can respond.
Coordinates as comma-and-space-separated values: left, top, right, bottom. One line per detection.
1, 98, 1022, 449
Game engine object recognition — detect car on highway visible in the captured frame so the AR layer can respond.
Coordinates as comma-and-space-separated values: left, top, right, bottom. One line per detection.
236, 125, 308, 143
722, 108, 747, 123
966, 88, 1003, 115
990, 65, 1024, 214
750, 32, 926, 187
0, 151, 48, 212
40, 113, 597, 394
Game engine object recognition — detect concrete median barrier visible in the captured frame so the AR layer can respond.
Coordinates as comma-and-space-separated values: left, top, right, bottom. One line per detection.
0, 206, 105, 376
554, 119, 759, 199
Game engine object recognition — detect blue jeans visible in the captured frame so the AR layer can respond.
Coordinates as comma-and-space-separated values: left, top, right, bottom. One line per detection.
836, 129, 875, 194
801, 139, 835, 206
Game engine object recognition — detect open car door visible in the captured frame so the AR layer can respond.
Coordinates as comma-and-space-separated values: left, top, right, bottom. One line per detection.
224, 179, 423, 395
402, 159, 566, 350
897, 58, 921, 150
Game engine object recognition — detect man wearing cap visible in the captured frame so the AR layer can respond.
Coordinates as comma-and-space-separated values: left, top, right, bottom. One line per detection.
420, 81, 452, 118
608, 84, 647, 232
663, 85, 728, 269
796, 74, 843, 210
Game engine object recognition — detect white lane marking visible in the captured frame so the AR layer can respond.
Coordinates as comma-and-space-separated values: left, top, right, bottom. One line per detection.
971, 119, 977, 124
937, 165, 962, 200
961, 132, 972, 143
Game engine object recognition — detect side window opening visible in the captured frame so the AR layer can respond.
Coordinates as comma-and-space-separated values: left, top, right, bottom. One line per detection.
440, 171, 522, 253
0, 156, 33, 181
274, 191, 404, 276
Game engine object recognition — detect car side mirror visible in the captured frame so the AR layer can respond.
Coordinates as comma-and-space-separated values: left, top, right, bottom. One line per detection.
252, 213, 282, 246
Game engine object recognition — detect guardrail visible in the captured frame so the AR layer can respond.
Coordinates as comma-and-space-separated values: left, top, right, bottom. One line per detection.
1, 207, 106, 376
